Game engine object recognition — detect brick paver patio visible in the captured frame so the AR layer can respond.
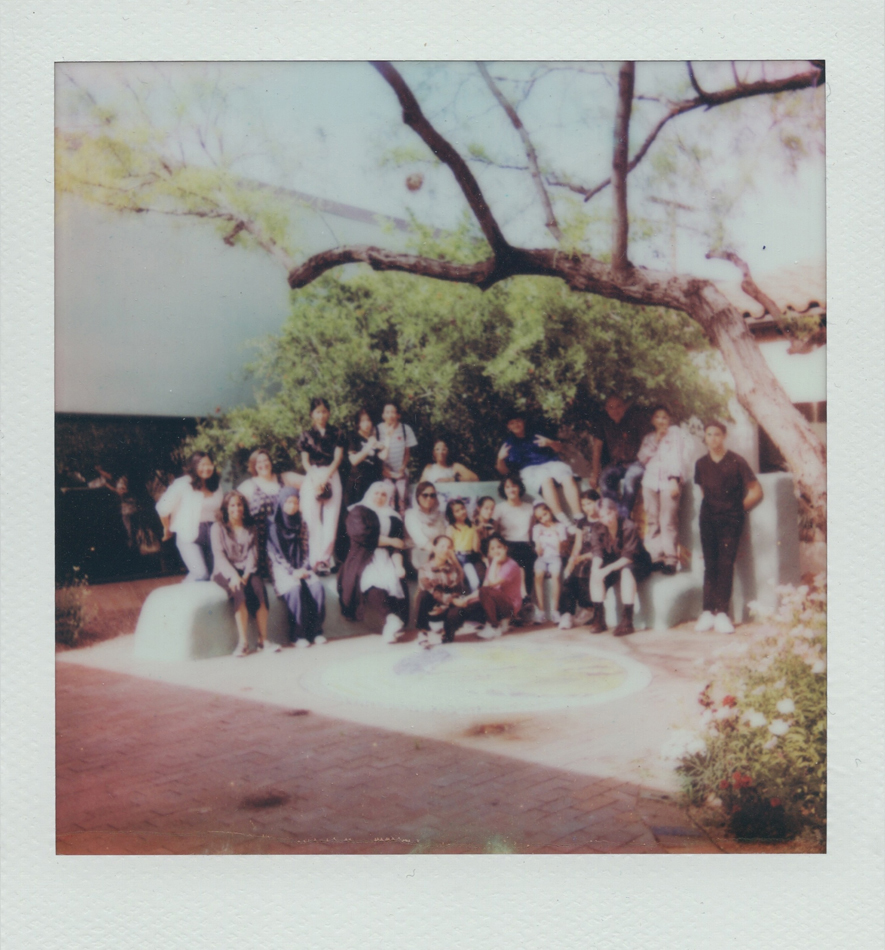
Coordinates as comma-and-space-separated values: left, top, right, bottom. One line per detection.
56, 663, 718, 854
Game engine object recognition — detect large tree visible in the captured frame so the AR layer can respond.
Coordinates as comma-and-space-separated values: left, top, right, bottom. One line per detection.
56, 60, 827, 532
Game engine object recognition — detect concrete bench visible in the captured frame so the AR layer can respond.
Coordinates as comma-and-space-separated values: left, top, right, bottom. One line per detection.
134, 473, 800, 659
133, 575, 415, 661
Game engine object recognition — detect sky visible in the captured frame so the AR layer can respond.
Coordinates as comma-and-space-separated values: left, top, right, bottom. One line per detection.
55, 61, 826, 416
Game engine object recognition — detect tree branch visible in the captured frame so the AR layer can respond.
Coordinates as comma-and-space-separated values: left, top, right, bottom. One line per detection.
706, 249, 782, 317
545, 63, 824, 203
370, 61, 512, 258
476, 62, 563, 242
611, 62, 635, 278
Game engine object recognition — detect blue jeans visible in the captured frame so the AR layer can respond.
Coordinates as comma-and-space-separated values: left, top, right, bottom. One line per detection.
600, 461, 645, 519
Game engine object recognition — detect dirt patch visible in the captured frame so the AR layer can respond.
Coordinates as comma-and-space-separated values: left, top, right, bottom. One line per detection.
286, 709, 310, 717
239, 791, 291, 810
464, 721, 522, 739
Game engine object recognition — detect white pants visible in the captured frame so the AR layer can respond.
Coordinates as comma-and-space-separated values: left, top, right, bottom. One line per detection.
301, 467, 342, 567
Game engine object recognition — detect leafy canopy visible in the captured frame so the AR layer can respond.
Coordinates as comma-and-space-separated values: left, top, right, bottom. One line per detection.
191, 266, 729, 477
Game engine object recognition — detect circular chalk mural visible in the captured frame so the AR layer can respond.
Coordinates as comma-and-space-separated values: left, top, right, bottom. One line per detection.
308, 636, 652, 714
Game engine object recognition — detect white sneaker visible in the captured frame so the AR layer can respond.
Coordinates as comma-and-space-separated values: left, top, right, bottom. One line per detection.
558, 612, 573, 629
477, 623, 502, 640
423, 630, 443, 647
714, 612, 735, 634
428, 620, 445, 633
695, 611, 716, 633
550, 609, 561, 624
294, 638, 311, 649
313, 635, 327, 645
263, 640, 282, 653
458, 621, 482, 635
574, 607, 593, 626
381, 614, 405, 644
533, 606, 546, 624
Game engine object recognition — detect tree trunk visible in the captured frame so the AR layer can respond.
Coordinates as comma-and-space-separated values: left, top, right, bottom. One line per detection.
682, 280, 827, 533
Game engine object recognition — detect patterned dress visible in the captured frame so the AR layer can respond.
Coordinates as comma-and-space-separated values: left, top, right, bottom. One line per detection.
243, 477, 284, 578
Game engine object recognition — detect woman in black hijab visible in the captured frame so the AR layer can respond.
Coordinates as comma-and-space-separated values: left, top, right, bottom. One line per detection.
267, 486, 327, 648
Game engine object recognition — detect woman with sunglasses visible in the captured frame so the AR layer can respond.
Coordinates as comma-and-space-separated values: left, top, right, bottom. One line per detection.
404, 480, 448, 572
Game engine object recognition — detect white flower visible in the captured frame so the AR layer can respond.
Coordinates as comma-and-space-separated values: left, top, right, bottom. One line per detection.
773, 679, 786, 689
660, 729, 706, 760
763, 736, 778, 750
769, 719, 790, 736
811, 659, 826, 674
776, 698, 795, 715
705, 794, 724, 809
699, 708, 714, 727
744, 709, 768, 728
715, 705, 739, 721
792, 625, 814, 640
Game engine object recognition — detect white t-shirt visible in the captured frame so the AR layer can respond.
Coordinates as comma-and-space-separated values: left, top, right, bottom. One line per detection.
532, 522, 568, 559
494, 500, 534, 543
377, 421, 417, 475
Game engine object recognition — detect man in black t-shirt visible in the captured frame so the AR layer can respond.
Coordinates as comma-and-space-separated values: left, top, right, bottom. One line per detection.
693, 421, 763, 634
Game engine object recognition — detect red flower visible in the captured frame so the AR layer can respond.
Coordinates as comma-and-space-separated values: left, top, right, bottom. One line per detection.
732, 771, 753, 789
722, 695, 737, 707
770, 798, 782, 808
719, 779, 730, 790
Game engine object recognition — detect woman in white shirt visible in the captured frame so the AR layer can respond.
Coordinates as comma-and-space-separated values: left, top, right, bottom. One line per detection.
156, 452, 223, 581
493, 474, 535, 593
637, 405, 692, 574
420, 439, 479, 485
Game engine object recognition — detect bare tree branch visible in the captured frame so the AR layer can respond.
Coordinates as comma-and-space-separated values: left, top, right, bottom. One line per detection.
611, 62, 635, 278
706, 248, 781, 317
476, 61, 563, 242
545, 63, 824, 203
371, 61, 511, 258
686, 61, 707, 98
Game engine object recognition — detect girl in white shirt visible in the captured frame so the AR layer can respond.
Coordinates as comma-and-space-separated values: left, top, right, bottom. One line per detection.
493, 474, 535, 597
637, 405, 692, 573
156, 452, 223, 581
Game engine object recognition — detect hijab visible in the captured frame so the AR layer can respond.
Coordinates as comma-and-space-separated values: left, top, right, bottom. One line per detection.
355, 480, 398, 536
267, 486, 305, 567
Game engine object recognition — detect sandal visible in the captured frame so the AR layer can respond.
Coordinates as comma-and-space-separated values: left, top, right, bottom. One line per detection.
232, 643, 249, 658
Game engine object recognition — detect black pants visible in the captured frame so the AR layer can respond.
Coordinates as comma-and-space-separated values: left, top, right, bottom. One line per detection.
700, 513, 744, 614
415, 590, 486, 642
559, 572, 592, 615
507, 541, 535, 593
213, 571, 268, 615
364, 586, 409, 628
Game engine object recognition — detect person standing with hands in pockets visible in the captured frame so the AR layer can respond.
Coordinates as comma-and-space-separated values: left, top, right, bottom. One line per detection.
693, 421, 763, 635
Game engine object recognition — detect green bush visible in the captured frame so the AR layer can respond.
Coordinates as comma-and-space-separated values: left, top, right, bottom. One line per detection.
674, 579, 827, 842
55, 571, 92, 647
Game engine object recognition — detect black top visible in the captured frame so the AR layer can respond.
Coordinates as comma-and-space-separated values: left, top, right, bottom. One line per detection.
694, 450, 756, 519
589, 406, 652, 466
346, 431, 385, 500
297, 425, 346, 466
590, 518, 640, 563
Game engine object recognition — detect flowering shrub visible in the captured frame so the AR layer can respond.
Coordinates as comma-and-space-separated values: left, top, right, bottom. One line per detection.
675, 578, 826, 842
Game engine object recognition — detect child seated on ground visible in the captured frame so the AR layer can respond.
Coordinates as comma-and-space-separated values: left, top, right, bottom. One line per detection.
559, 489, 603, 629
531, 502, 568, 624
445, 498, 483, 591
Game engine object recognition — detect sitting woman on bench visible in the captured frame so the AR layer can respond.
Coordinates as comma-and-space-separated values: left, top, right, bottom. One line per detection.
267, 487, 326, 649
211, 490, 275, 658
588, 498, 652, 638
339, 482, 409, 644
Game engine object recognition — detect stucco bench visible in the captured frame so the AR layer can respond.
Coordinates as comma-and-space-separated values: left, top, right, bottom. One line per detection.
133, 575, 415, 661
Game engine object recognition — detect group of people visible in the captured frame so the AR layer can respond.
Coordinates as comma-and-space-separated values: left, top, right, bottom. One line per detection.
154, 393, 763, 655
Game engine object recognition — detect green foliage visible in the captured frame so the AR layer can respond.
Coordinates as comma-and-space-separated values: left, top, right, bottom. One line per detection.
56, 572, 92, 647
674, 580, 827, 842
191, 268, 729, 476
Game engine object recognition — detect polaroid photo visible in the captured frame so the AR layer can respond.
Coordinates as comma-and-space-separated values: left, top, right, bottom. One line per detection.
1, 3, 882, 949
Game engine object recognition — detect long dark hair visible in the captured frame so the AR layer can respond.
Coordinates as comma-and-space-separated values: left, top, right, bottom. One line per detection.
186, 452, 220, 492
498, 474, 526, 500
310, 396, 331, 414
217, 490, 255, 528
445, 498, 472, 527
